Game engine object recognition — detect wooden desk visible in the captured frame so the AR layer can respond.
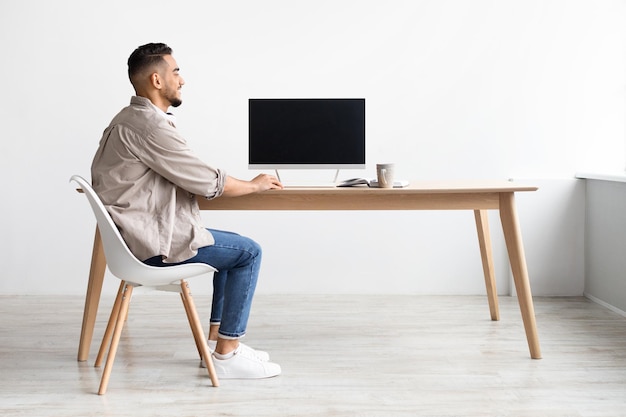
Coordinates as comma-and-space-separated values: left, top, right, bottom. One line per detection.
77, 181, 541, 360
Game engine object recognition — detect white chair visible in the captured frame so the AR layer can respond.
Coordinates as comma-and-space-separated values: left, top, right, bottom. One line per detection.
70, 175, 219, 394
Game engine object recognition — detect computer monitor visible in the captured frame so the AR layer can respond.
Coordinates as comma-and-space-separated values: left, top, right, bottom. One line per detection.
248, 98, 366, 170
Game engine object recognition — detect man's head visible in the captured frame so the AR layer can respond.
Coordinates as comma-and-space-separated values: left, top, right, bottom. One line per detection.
127, 43, 185, 111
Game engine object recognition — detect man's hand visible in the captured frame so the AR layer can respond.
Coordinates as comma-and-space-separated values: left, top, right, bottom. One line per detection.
222, 174, 283, 197
250, 173, 283, 191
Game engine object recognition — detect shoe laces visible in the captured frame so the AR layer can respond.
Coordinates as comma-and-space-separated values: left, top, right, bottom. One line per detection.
234, 345, 265, 362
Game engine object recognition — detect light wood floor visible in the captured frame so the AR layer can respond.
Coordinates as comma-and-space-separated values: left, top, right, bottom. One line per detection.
1, 294, 625, 417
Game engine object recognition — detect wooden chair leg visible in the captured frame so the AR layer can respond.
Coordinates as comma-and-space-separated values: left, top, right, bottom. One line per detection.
180, 291, 203, 360
179, 280, 219, 387
78, 226, 107, 362
98, 283, 133, 395
95, 281, 125, 367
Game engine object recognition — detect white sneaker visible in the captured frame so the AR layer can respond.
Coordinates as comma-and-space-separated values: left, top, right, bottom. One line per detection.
201, 341, 270, 368
211, 346, 281, 379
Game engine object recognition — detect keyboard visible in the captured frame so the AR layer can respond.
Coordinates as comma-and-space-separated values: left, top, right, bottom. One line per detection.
281, 181, 339, 188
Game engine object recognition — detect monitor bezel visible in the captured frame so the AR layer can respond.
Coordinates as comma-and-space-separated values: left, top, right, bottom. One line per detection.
248, 98, 366, 170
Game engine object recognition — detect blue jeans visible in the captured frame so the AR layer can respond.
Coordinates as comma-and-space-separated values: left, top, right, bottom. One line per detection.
144, 229, 262, 339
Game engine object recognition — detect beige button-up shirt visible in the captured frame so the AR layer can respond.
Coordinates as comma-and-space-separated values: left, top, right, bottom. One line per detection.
91, 96, 226, 263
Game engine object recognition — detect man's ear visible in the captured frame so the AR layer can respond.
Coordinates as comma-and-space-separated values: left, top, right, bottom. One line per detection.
150, 72, 162, 90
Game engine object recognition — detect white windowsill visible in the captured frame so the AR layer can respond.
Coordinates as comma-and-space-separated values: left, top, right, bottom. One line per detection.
575, 171, 626, 183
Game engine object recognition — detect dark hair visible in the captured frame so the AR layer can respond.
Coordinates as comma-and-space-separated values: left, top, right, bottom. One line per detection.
127, 43, 173, 83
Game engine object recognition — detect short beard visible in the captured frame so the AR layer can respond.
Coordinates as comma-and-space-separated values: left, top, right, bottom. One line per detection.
163, 85, 182, 108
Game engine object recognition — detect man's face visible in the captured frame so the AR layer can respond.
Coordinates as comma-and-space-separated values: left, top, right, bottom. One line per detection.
160, 54, 185, 108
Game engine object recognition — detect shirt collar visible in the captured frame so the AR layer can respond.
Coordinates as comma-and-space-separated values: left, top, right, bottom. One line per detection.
130, 95, 177, 127
162, 111, 177, 127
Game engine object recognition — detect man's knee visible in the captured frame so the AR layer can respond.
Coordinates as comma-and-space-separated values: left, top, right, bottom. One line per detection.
246, 237, 262, 258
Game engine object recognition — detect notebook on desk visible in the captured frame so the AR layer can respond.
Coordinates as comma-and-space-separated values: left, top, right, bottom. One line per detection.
336, 178, 409, 188
370, 179, 409, 188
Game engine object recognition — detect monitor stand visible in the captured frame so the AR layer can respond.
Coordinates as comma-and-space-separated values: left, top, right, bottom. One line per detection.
275, 169, 341, 188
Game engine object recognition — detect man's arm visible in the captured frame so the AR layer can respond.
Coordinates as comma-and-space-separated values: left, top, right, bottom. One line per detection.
221, 174, 283, 197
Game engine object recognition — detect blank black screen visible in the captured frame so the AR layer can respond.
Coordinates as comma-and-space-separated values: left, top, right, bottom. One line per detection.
248, 99, 365, 167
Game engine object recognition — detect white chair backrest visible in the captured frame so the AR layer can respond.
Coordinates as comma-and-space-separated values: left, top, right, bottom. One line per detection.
70, 175, 215, 286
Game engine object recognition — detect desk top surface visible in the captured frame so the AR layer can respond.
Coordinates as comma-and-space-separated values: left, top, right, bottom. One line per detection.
197, 180, 536, 210
270, 180, 538, 194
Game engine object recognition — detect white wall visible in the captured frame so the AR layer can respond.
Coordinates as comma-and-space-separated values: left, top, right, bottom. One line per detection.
584, 179, 626, 315
0, 0, 623, 296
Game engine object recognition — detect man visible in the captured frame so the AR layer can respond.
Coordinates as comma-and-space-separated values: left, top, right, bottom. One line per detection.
91, 43, 282, 379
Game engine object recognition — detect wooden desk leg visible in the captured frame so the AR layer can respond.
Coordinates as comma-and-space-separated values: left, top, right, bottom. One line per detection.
499, 193, 542, 359
474, 210, 500, 321
77, 226, 107, 362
